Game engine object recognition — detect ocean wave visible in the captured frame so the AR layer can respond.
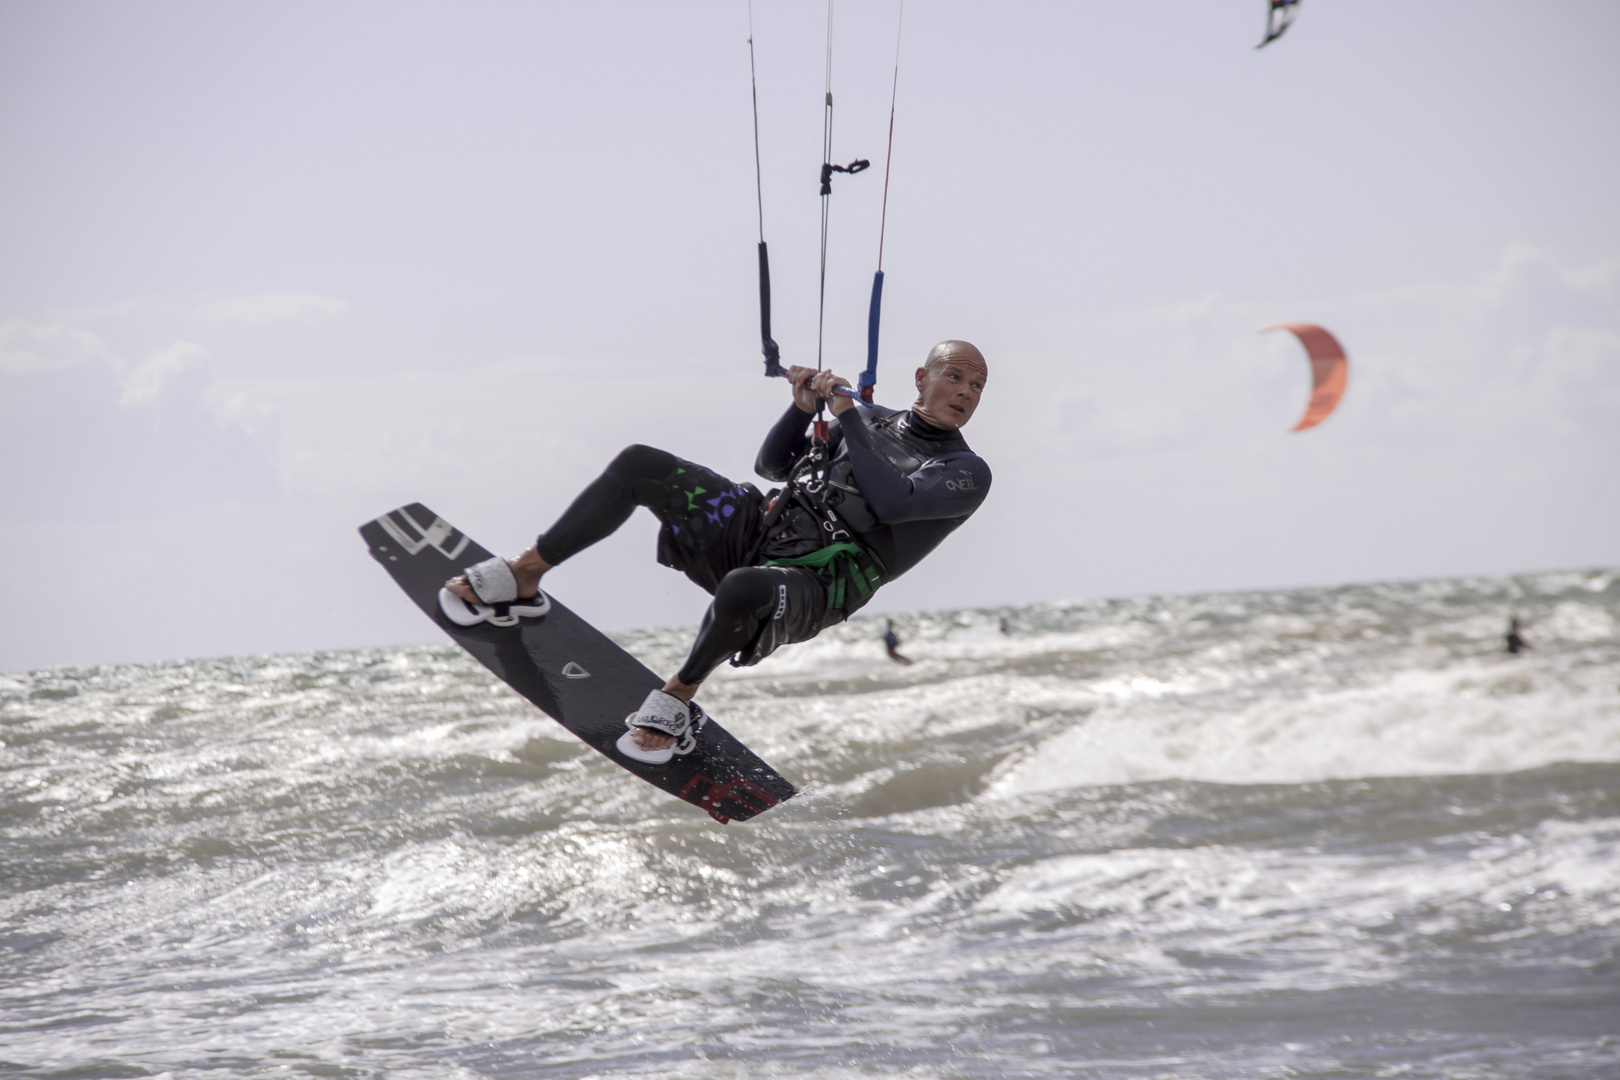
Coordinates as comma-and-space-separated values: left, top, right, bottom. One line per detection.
3, 567, 1618, 1078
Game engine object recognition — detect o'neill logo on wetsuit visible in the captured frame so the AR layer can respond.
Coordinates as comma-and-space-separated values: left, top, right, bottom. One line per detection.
945, 470, 978, 493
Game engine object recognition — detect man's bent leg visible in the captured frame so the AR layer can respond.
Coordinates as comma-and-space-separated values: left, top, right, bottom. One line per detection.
537, 444, 763, 599
679, 566, 829, 685
534, 444, 685, 565
446, 445, 683, 603
633, 566, 827, 753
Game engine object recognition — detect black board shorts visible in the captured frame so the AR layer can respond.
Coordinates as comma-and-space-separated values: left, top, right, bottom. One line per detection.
650, 459, 768, 595
649, 458, 837, 668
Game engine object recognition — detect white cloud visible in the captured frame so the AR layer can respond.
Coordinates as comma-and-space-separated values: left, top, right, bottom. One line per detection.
52, 297, 152, 323
6, 247, 1616, 670
204, 356, 759, 507
194, 245, 1620, 525
0, 319, 115, 376
120, 341, 210, 406
194, 292, 349, 325
1025, 244, 1620, 452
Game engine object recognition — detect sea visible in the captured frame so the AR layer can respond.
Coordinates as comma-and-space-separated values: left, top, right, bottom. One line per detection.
3, 568, 1618, 1079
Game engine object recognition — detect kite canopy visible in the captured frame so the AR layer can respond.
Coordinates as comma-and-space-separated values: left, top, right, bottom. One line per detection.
1264, 323, 1348, 432
1258, 0, 1301, 48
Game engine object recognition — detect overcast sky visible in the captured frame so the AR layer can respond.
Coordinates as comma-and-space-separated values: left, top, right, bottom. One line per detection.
2, 0, 1617, 672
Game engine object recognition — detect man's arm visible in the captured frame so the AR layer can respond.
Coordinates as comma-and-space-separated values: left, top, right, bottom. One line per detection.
840, 409, 992, 524
755, 403, 814, 481
756, 364, 835, 481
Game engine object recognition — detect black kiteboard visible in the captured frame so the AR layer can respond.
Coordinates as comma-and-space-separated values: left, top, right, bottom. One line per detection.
359, 503, 797, 823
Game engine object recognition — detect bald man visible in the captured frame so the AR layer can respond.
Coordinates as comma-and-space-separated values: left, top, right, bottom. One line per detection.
445, 341, 991, 763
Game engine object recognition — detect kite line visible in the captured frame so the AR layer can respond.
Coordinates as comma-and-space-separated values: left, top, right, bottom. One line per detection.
861, 0, 904, 403
749, 0, 871, 429
747, 5, 782, 379
752, 0, 919, 425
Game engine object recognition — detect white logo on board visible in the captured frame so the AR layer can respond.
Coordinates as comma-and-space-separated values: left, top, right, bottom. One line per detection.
562, 662, 590, 679
373, 507, 470, 561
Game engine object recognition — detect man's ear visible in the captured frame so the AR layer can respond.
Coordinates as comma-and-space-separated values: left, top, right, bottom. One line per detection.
915, 366, 927, 390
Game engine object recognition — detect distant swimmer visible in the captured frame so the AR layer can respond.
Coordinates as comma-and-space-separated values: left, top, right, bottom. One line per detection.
882, 619, 912, 666
445, 341, 990, 762
1505, 615, 1530, 655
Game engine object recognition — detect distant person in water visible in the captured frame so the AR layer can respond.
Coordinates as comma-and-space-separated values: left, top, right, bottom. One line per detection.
444, 341, 989, 763
1505, 615, 1530, 655
882, 619, 912, 666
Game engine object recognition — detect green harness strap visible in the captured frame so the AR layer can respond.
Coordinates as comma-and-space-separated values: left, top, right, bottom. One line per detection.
764, 541, 886, 612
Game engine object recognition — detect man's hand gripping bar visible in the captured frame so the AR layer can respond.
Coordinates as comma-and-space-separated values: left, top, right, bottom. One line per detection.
771, 368, 865, 404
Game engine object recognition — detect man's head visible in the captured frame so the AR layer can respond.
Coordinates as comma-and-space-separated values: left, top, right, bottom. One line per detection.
912, 340, 987, 430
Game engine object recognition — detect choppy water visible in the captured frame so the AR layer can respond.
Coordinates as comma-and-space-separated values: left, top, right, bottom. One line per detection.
3, 568, 1618, 1079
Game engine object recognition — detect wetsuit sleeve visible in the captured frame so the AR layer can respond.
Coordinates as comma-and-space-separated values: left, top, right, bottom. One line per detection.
839, 409, 992, 524
755, 404, 816, 482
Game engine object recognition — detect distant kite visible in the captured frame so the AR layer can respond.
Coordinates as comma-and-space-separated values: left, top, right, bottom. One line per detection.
1264, 323, 1348, 432
1258, 0, 1301, 48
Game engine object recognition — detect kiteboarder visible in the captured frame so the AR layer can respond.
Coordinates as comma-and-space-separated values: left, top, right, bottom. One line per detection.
882, 619, 912, 665
446, 340, 990, 761
1505, 615, 1530, 655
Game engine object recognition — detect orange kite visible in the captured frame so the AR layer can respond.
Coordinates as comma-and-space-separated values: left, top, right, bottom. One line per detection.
1264, 323, 1348, 432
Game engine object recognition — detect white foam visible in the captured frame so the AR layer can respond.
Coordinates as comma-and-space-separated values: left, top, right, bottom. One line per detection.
971, 813, 1620, 984
991, 656, 1620, 793
1538, 600, 1616, 642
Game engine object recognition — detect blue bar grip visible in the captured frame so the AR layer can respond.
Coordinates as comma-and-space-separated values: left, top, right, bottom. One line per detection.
861, 269, 884, 400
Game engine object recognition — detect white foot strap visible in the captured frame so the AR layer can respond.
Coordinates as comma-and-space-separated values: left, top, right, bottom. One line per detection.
438, 587, 551, 628
464, 556, 519, 604
616, 691, 706, 765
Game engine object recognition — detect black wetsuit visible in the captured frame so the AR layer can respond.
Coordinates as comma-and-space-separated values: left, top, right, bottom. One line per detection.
532, 401, 990, 686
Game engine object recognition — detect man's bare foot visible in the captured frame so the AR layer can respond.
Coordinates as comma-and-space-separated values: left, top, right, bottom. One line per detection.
445, 545, 552, 603
631, 676, 701, 752
631, 729, 677, 751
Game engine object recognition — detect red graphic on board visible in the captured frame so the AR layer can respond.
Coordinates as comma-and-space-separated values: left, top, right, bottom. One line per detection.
680, 773, 781, 824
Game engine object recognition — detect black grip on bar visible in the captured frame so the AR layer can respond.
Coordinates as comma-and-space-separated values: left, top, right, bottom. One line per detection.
758, 241, 782, 376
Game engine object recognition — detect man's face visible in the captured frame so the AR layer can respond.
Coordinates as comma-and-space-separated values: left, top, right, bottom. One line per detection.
914, 354, 987, 429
